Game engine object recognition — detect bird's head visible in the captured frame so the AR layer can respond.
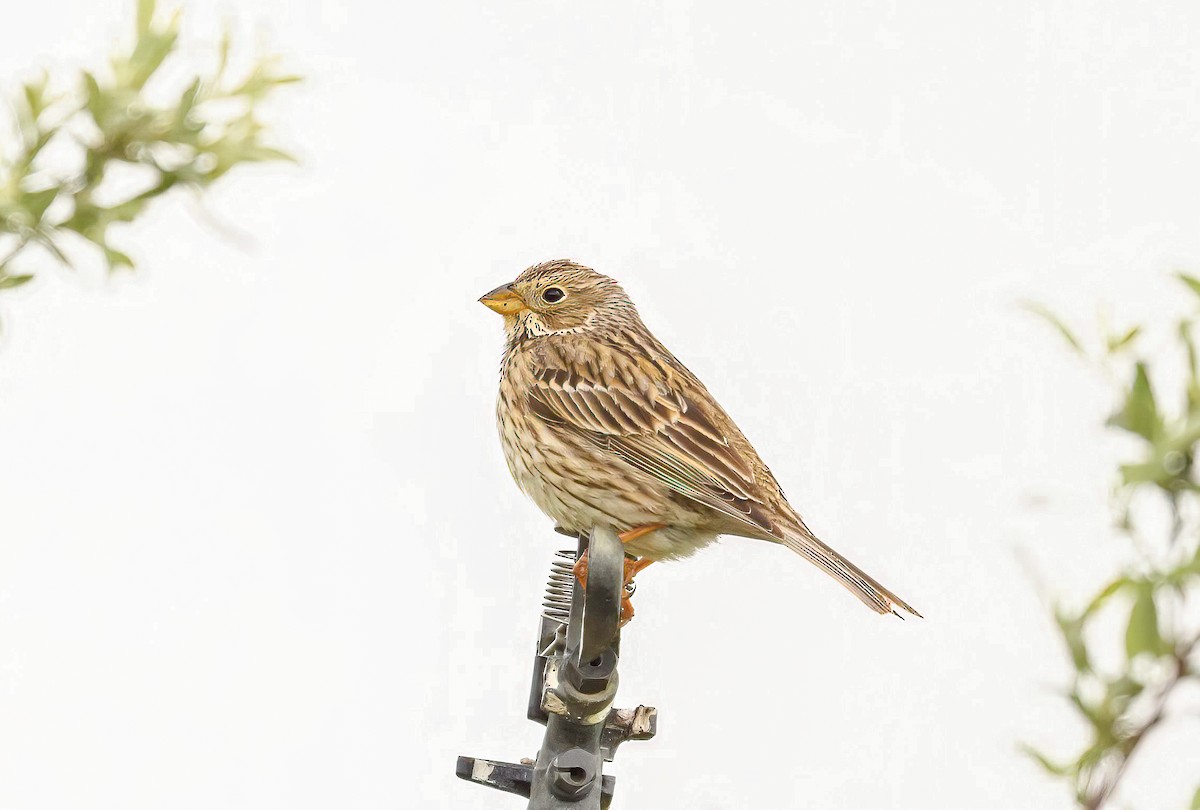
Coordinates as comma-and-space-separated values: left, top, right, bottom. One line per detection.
479, 259, 636, 340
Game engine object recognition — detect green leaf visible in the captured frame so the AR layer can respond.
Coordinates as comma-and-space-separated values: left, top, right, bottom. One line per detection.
32, 231, 71, 268
102, 246, 134, 272
1020, 744, 1074, 777
81, 71, 106, 122
176, 78, 201, 123
1083, 577, 1130, 618
1190, 784, 1200, 810
22, 72, 48, 118
1180, 273, 1200, 300
1109, 363, 1160, 441
1181, 320, 1200, 414
0, 274, 35, 289
240, 144, 296, 163
1125, 586, 1164, 660
1169, 414, 1200, 454
136, 0, 155, 35
1056, 610, 1091, 672
1128, 362, 1159, 439
1104, 673, 1144, 709
1022, 301, 1084, 355
128, 32, 179, 90
229, 62, 302, 100
1119, 460, 1169, 487
1106, 325, 1141, 353
1067, 689, 1110, 739
124, 6, 180, 91
22, 186, 58, 221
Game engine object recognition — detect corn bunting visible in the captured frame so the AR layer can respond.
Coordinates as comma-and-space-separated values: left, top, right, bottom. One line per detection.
480, 259, 920, 621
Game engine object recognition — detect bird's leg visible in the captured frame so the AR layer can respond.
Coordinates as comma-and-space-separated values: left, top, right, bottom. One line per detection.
617, 523, 666, 545
623, 555, 655, 583
573, 550, 639, 625
572, 523, 665, 591
573, 524, 667, 625
615, 523, 665, 626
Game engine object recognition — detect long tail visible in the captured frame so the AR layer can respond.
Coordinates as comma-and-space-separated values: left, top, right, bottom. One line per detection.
780, 524, 922, 618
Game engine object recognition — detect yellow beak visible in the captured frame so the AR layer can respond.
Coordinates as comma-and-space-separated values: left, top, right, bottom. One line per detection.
479, 283, 526, 315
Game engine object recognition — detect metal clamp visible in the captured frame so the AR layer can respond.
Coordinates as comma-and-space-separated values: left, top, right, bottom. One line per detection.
457, 526, 658, 808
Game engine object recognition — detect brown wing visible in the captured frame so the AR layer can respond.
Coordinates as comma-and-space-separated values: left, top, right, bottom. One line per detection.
527, 365, 785, 537
527, 356, 922, 618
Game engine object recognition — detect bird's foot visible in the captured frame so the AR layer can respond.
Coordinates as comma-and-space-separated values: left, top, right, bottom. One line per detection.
575, 550, 637, 625
623, 555, 654, 584
573, 524, 665, 627
573, 524, 662, 591
620, 590, 635, 626
572, 549, 589, 590
618, 555, 656, 627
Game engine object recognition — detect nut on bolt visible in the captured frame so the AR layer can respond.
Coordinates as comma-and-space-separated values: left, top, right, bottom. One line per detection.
564, 648, 616, 694
549, 747, 595, 800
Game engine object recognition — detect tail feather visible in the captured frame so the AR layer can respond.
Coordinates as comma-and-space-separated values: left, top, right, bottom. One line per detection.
780, 526, 922, 619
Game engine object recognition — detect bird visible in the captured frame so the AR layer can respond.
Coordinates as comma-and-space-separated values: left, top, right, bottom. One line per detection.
479, 259, 920, 623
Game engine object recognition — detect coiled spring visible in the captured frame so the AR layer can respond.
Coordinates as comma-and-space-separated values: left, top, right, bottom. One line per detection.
541, 549, 576, 623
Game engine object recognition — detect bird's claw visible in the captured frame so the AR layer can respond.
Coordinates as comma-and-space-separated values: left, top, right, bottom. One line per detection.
571, 550, 589, 590
575, 548, 647, 627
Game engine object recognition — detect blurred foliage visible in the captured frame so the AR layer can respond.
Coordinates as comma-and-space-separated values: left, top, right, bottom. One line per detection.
1024, 277, 1200, 809
0, 0, 298, 310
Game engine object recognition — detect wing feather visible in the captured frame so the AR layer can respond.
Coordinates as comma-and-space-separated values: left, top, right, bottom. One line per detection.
529, 366, 771, 534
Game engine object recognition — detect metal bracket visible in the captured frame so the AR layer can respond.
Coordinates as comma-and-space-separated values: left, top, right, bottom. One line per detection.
457, 526, 658, 808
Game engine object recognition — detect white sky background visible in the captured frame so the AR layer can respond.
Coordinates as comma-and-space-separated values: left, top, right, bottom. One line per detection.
2, 1, 1199, 808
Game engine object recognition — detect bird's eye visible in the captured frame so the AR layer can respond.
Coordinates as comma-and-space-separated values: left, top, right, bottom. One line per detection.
542, 287, 566, 303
